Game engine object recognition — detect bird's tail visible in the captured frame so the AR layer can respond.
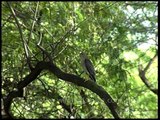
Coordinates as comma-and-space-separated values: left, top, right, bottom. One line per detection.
89, 75, 96, 82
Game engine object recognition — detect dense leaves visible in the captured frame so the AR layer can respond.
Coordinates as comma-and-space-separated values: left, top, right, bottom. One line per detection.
2, 1, 158, 119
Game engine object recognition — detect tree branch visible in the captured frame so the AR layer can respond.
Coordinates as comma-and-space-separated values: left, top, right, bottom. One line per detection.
143, 52, 157, 73
28, 2, 40, 44
138, 53, 158, 95
7, 2, 33, 70
4, 61, 119, 119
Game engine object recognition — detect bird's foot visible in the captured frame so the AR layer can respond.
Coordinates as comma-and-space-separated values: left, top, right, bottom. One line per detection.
84, 79, 89, 82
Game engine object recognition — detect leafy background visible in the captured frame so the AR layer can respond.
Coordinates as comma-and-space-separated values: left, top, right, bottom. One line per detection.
2, 1, 158, 119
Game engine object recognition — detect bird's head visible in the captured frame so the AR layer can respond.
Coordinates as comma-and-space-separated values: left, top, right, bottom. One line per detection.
80, 52, 88, 60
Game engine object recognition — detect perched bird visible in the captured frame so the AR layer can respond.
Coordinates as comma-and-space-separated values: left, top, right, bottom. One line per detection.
80, 52, 96, 82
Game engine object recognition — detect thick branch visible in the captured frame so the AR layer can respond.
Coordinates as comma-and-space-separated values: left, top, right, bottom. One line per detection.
4, 61, 119, 119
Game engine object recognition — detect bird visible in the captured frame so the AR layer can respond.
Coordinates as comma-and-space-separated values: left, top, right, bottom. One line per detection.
80, 52, 96, 82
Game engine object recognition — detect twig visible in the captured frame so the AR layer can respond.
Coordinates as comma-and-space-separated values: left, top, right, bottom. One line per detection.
28, 2, 39, 44
7, 2, 33, 70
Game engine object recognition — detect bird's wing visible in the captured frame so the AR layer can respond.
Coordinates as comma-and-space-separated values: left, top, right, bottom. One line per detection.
84, 59, 96, 81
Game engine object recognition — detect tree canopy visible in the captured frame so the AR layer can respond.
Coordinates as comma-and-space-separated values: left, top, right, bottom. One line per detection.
2, 1, 158, 119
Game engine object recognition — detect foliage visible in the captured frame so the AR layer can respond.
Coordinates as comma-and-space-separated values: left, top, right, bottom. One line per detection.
2, 1, 158, 119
